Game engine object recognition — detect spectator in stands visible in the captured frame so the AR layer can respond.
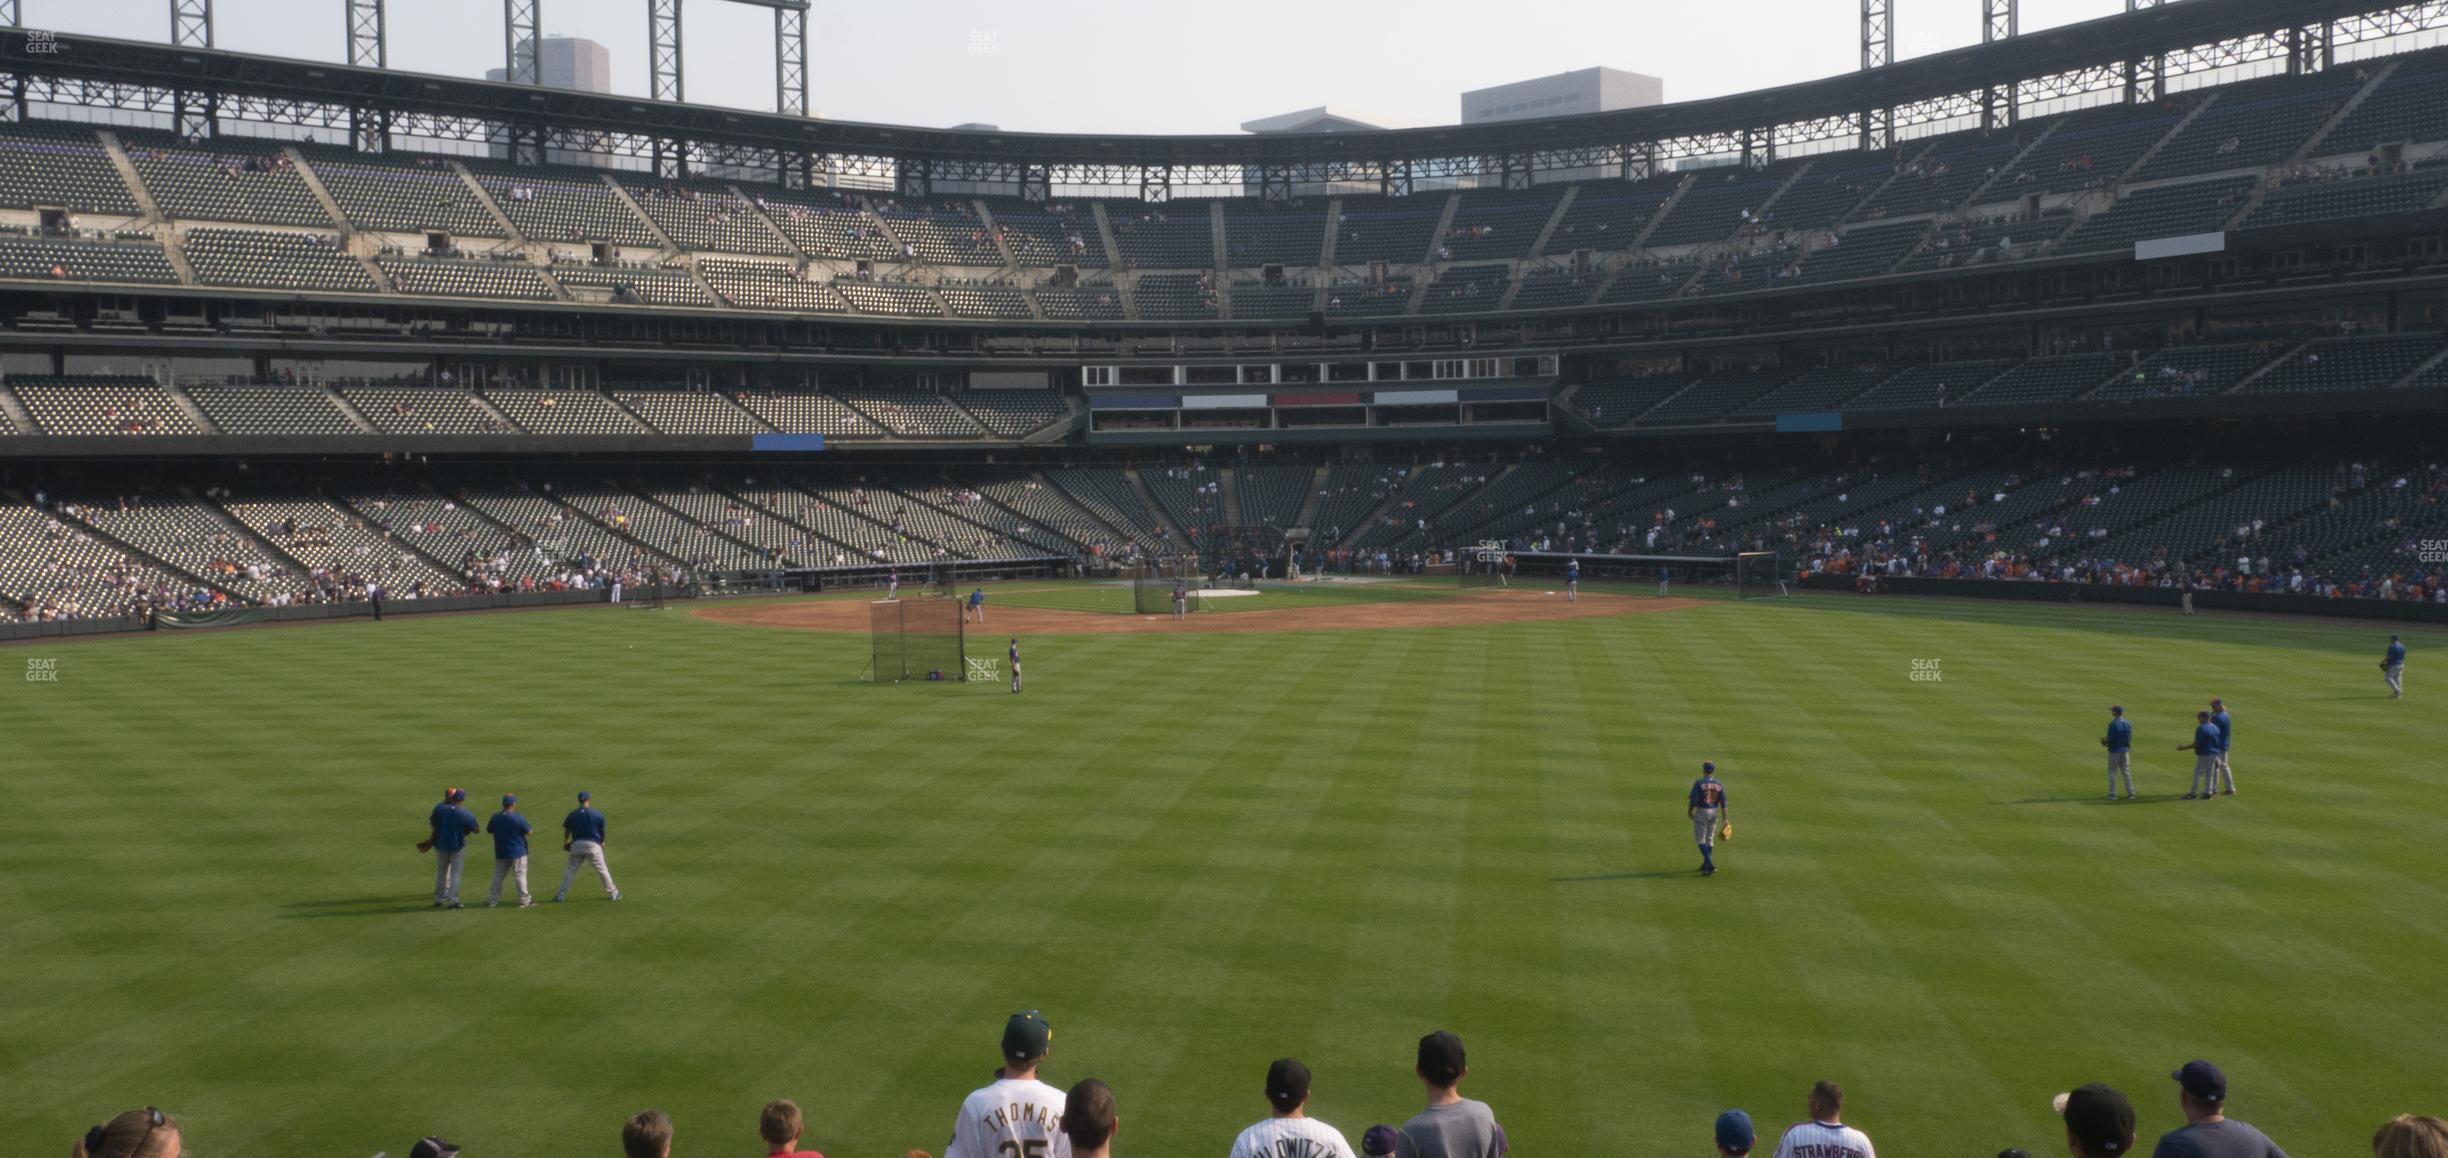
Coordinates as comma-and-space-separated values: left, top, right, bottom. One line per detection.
1396, 1031, 1506, 1158
1065, 1079, 1118, 1158
1770, 1082, 1873, 1158
2373, 1116, 2448, 1158
73, 1107, 181, 1158
760, 1098, 824, 1157
2153, 1062, 2284, 1158
2062, 1084, 2138, 1158
623, 1109, 674, 1158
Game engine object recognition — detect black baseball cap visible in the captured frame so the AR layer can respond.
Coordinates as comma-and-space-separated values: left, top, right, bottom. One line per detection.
1417, 1030, 1466, 1084
1361, 1125, 1401, 1157
2063, 1084, 2137, 1154
2172, 1060, 2226, 1103
1003, 1010, 1052, 1061
1265, 1057, 1312, 1110
409, 1138, 461, 1158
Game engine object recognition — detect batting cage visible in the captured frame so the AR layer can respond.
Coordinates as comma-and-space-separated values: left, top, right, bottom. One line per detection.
1131, 555, 1207, 614
1458, 540, 1514, 589
868, 596, 968, 682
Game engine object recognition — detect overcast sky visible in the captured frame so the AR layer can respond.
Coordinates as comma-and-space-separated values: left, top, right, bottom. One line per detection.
29, 0, 2139, 133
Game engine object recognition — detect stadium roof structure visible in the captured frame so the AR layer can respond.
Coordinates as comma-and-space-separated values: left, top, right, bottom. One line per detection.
1, 0, 2438, 192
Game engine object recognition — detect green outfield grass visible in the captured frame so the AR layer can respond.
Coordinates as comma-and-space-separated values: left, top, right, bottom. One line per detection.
3, 594, 2444, 1157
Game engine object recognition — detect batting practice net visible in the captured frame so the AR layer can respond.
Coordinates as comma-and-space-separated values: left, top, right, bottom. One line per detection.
1458, 540, 1513, 589
869, 597, 967, 682
1496, 551, 1785, 600
1131, 555, 1206, 614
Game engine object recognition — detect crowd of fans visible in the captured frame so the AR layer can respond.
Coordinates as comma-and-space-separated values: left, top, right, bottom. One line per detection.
60, 1015, 2448, 1158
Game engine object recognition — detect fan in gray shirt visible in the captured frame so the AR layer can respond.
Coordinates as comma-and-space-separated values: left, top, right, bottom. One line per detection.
1395, 1031, 1508, 1158
2152, 1061, 2287, 1158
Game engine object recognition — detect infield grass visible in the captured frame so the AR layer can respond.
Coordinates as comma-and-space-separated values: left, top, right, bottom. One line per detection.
3, 591, 2443, 1158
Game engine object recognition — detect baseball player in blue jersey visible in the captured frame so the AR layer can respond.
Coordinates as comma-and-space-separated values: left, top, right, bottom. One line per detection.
2383, 634, 2407, 698
422, 787, 479, 909
2101, 705, 2135, 800
2208, 697, 2235, 796
484, 793, 535, 908
1688, 761, 1728, 876
2178, 710, 2220, 800
555, 790, 620, 902
1566, 559, 1580, 602
1658, 565, 1671, 597
1009, 637, 1023, 693
968, 587, 987, 624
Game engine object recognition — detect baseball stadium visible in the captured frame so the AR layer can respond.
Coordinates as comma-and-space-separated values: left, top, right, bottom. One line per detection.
3, 2, 2447, 1157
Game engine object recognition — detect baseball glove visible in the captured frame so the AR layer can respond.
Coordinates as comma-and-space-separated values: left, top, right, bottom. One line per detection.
1718, 820, 1734, 842
416, 839, 433, 853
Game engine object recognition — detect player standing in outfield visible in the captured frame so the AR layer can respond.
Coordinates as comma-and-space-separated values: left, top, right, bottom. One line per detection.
945, 1011, 1071, 1158
1658, 565, 1671, 597
1498, 554, 1513, 588
554, 790, 621, 902
1230, 1059, 1358, 1158
483, 793, 534, 908
423, 787, 479, 909
1172, 581, 1187, 620
888, 568, 901, 600
2101, 705, 2135, 801
2383, 633, 2407, 698
1009, 637, 1023, 693
1688, 761, 1728, 877
2208, 697, 2236, 796
2178, 710, 2220, 801
968, 587, 987, 624
1565, 559, 1580, 602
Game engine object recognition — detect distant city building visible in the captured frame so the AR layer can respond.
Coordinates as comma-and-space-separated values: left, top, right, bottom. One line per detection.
1460, 67, 1662, 126
487, 36, 613, 166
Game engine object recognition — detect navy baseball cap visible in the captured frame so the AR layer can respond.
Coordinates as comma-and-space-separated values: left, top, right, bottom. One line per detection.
1361, 1126, 1401, 1157
501, 793, 517, 806
2063, 1084, 2137, 1154
1702, 761, 1716, 773
2112, 705, 2124, 714
410, 1138, 461, 1158
1715, 1109, 1756, 1151
1003, 1010, 1052, 1060
577, 790, 590, 801
1265, 1057, 1312, 1110
2172, 1060, 2226, 1103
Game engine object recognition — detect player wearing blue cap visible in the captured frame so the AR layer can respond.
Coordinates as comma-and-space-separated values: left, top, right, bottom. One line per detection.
1715, 1109, 1755, 1158
2178, 711, 2220, 801
1688, 762, 1728, 876
484, 793, 534, 908
2383, 634, 2406, 698
555, 790, 621, 902
1565, 559, 1580, 602
422, 787, 479, 909
2208, 698, 2236, 797
968, 586, 987, 624
2102, 706, 2135, 800
1009, 638, 1023, 694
